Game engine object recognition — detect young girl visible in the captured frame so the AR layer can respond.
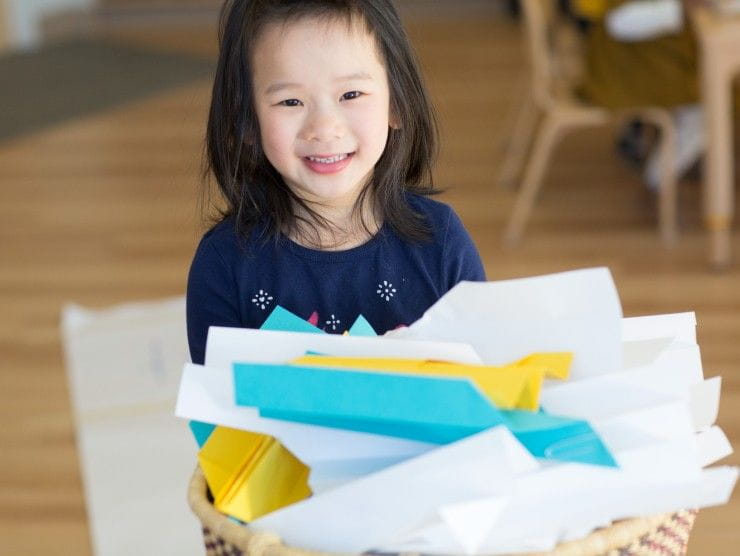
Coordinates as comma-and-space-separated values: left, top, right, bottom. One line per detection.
187, 0, 485, 365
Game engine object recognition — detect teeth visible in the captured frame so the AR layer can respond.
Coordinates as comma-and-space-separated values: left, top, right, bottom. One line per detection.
307, 154, 348, 164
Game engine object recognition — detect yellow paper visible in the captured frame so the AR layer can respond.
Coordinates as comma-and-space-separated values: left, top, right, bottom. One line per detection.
292, 353, 573, 411
198, 426, 311, 522
572, 0, 608, 20
516, 352, 573, 380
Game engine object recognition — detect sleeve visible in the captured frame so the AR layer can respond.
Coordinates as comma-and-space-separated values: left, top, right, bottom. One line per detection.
441, 208, 486, 290
186, 233, 242, 365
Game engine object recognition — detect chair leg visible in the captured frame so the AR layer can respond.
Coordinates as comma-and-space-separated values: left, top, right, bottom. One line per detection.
497, 90, 540, 189
503, 113, 562, 244
655, 117, 679, 244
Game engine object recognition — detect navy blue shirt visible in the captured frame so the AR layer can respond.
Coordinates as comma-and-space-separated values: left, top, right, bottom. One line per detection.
186, 195, 485, 365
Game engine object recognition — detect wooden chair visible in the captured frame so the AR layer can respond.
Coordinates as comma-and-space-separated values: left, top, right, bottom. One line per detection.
500, 0, 678, 244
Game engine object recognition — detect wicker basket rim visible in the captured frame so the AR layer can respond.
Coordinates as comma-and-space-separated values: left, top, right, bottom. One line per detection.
187, 465, 682, 556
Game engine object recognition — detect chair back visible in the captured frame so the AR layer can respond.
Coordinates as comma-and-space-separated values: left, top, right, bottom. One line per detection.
519, 0, 583, 108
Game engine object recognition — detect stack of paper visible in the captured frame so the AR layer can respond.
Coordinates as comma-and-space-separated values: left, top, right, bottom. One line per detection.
175, 267, 737, 554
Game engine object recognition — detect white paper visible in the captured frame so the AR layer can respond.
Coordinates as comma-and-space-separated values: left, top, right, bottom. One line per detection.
205, 326, 483, 369
621, 342, 704, 394
385, 267, 623, 380
379, 401, 734, 554
541, 340, 704, 421
690, 376, 722, 431
250, 426, 539, 553
438, 497, 509, 555
696, 426, 733, 467
175, 363, 436, 464
181, 276, 739, 555
61, 298, 202, 556
592, 400, 696, 453
470, 436, 708, 553
621, 312, 696, 343
381, 466, 739, 555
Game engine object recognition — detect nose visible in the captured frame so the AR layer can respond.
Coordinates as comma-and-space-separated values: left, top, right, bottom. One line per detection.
300, 105, 345, 143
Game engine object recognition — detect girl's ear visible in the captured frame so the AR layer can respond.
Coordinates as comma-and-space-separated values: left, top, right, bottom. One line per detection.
389, 113, 401, 130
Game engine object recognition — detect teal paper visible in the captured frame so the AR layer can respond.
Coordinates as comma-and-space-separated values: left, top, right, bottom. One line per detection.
233, 363, 618, 467
347, 315, 377, 337
262, 409, 484, 445
189, 420, 216, 448
233, 363, 505, 444
502, 410, 617, 467
260, 306, 324, 334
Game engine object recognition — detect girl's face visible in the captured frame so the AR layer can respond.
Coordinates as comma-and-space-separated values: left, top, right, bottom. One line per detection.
251, 16, 393, 213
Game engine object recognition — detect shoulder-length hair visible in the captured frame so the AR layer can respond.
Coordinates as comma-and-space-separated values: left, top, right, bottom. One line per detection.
204, 0, 439, 244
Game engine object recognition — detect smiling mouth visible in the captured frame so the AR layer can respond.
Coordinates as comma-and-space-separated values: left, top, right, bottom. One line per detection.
305, 153, 353, 164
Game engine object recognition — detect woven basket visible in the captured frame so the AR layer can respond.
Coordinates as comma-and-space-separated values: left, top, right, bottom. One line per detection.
187, 466, 697, 556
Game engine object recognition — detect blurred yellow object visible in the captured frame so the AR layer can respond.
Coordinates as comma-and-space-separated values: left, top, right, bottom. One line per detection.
572, 0, 609, 20
291, 352, 573, 411
198, 426, 311, 522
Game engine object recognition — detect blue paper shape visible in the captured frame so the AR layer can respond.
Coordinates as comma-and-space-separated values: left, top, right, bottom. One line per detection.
502, 410, 617, 467
189, 420, 216, 448
233, 362, 618, 467
347, 315, 377, 337
233, 363, 505, 444
260, 306, 324, 334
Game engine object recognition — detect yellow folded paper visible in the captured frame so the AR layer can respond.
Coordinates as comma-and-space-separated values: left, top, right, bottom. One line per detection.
292, 353, 573, 411
198, 426, 311, 522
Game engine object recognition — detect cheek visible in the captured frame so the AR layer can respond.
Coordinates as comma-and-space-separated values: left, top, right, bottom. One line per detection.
359, 108, 391, 153
258, 113, 296, 158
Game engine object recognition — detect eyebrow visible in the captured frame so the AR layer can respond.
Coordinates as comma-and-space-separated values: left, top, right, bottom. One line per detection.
264, 72, 374, 95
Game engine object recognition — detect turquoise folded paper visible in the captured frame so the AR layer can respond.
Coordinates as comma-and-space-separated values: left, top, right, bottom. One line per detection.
502, 410, 617, 467
233, 362, 617, 467
347, 315, 377, 337
190, 420, 217, 448
260, 306, 324, 334
259, 306, 379, 337
235, 363, 504, 444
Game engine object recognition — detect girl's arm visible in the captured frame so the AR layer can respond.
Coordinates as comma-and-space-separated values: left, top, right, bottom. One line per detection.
442, 208, 486, 290
186, 235, 242, 365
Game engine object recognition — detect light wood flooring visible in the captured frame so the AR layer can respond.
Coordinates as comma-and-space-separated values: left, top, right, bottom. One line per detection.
1, 13, 738, 555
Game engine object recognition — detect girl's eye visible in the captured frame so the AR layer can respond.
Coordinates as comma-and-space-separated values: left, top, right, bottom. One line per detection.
341, 91, 363, 101
278, 99, 302, 107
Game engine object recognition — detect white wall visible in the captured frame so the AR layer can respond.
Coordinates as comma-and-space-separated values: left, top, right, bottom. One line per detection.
5, 0, 95, 50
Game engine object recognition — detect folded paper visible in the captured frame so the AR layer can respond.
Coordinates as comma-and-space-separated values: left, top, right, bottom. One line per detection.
347, 315, 377, 336
178, 308, 474, 465
259, 305, 323, 334
190, 420, 216, 448
173, 272, 738, 554
236, 362, 506, 444
291, 352, 572, 410
176, 362, 436, 465
250, 426, 539, 553
198, 426, 312, 522
385, 267, 622, 380
204, 326, 483, 370
234, 362, 617, 467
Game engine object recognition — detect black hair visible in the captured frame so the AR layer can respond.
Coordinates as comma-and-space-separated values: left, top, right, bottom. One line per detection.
204, 0, 439, 246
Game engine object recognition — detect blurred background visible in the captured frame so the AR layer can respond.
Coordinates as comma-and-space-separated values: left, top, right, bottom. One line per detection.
0, 0, 738, 554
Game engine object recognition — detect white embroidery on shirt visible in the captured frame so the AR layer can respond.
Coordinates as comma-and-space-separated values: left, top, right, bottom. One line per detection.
325, 314, 341, 331
376, 280, 397, 302
251, 289, 274, 310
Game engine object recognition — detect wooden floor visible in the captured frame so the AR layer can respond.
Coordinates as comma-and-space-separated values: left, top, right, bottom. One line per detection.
1, 13, 738, 555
